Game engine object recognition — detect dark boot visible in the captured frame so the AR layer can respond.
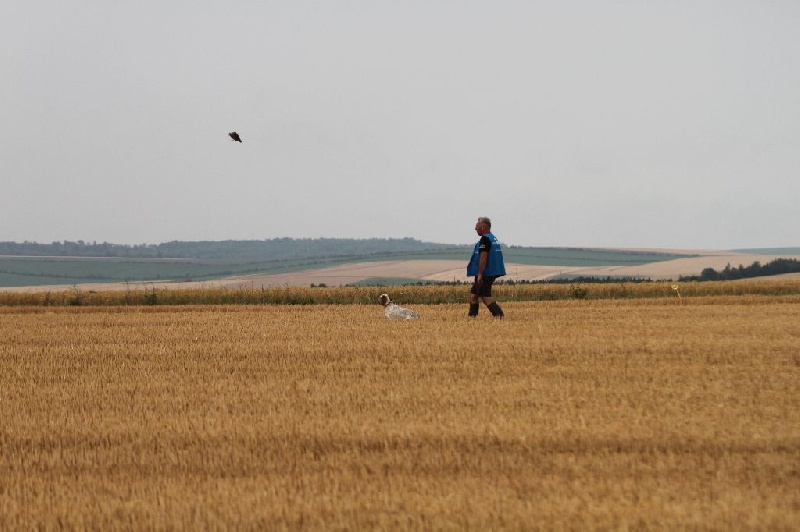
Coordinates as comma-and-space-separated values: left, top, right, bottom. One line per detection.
487, 302, 504, 318
468, 303, 479, 317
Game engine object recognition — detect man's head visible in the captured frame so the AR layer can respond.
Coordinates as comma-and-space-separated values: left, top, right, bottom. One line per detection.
475, 217, 492, 236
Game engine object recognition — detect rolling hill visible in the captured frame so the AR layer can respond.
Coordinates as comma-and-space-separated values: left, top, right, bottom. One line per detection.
1, 239, 799, 291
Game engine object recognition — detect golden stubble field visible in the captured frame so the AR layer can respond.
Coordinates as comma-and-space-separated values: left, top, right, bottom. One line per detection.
1, 296, 799, 529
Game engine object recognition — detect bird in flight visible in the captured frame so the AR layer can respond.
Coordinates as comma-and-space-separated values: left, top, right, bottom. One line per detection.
228, 131, 242, 143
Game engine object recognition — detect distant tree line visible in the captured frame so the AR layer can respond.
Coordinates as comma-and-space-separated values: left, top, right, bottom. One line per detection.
680, 258, 800, 281
0, 238, 459, 261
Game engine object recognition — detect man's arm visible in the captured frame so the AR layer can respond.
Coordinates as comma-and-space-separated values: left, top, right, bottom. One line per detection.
476, 236, 491, 281
477, 251, 488, 281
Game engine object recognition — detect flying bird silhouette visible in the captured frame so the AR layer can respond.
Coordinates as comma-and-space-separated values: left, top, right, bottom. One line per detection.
228, 131, 242, 143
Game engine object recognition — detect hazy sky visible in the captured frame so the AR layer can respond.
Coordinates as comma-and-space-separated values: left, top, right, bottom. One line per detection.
3, 1, 798, 249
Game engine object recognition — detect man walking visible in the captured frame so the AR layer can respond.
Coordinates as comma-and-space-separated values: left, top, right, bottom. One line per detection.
467, 216, 506, 318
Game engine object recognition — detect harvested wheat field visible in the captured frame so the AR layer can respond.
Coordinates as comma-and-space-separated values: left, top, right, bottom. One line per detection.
1, 296, 799, 528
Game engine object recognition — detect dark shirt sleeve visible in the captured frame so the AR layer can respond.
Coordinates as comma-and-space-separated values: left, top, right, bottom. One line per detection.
478, 236, 492, 253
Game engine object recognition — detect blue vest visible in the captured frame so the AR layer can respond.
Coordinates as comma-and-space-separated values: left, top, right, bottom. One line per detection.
467, 232, 506, 277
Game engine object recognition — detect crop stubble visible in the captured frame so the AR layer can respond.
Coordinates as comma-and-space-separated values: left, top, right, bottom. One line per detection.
1, 296, 798, 528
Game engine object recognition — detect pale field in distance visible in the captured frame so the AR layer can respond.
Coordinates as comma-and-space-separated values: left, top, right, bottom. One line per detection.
1, 297, 799, 528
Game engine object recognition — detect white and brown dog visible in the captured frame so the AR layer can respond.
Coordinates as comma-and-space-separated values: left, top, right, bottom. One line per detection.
378, 293, 420, 320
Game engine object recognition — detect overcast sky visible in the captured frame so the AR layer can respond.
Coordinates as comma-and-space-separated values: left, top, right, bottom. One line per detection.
2, 1, 798, 249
